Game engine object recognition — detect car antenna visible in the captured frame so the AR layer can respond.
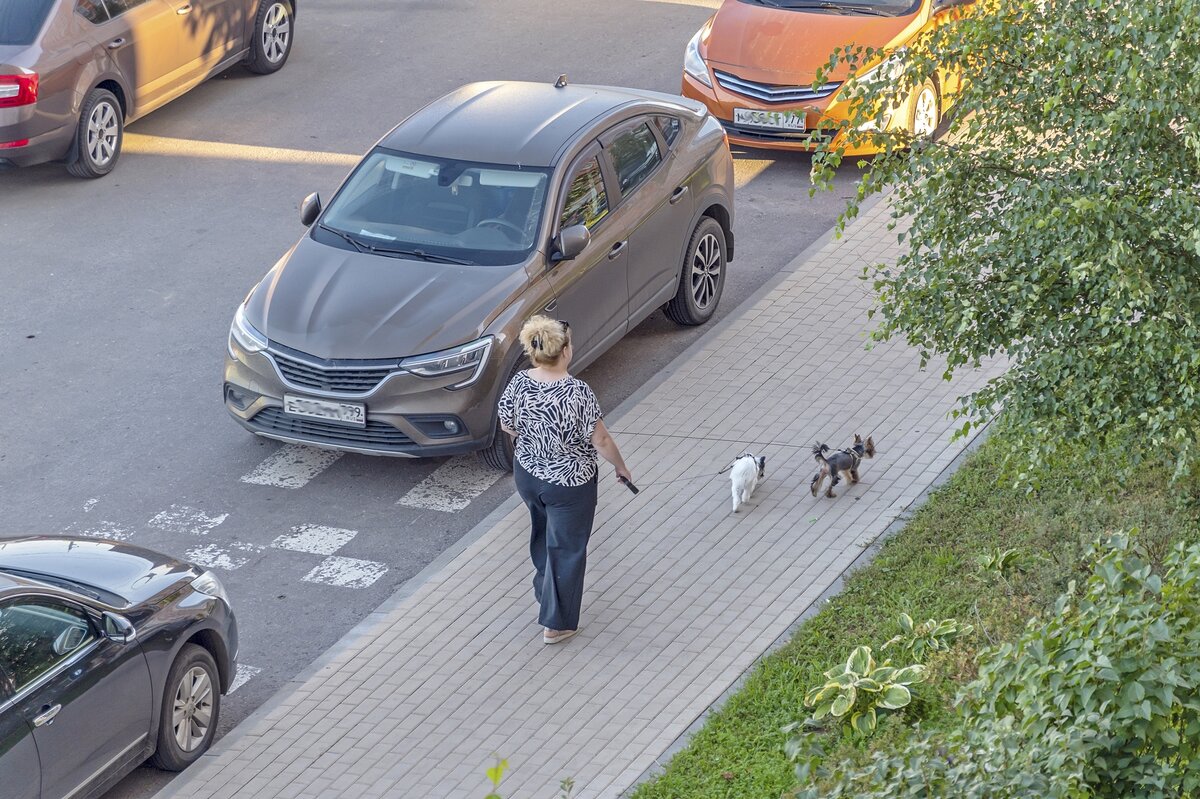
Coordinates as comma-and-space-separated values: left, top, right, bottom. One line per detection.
554, 74, 568, 88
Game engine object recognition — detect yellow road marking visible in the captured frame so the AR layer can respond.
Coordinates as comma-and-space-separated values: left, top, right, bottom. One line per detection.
733, 157, 774, 188
123, 132, 775, 189
122, 133, 361, 166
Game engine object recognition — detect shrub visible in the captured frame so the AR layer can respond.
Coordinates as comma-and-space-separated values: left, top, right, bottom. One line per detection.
787, 536, 1200, 798
882, 614, 973, 662
799, 646, 924, 738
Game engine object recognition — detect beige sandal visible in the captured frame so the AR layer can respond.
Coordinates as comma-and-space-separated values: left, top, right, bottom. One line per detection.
543, 628, 578, 644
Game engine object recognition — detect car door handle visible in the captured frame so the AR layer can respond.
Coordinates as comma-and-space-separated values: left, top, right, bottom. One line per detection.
175, 3, 192, 13
543, 299, 558, 313
106, 37, 127, 50
669, 186, 689, 205
32, 704, 61, 727
607, 241, 627, 260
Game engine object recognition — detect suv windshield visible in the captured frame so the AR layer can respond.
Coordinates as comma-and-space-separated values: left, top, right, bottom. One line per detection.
0, 0, 56, 45
318, 149, 552, 267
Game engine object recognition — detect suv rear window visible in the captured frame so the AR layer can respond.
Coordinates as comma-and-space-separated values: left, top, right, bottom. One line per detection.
0, 0, 56, 45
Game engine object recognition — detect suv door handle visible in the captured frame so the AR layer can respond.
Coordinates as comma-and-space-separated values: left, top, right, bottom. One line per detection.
175, 3, 192, 13
106, 37, 127, 50
607, 241, 627, 260
32, 704, 61, 727
543, 299, 558, 313
669, 186, 689, 205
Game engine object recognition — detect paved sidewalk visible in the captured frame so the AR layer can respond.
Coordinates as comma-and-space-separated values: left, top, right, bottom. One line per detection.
157, 196, 1002, 799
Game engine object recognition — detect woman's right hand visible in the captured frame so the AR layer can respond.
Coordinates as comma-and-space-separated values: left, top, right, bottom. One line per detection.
615, 464, 632, 484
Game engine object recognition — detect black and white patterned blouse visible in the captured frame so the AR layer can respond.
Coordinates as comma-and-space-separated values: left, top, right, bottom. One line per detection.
497, 371, 603, 487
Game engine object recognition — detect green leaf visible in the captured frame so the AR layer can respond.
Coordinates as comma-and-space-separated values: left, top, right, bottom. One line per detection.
878, 684, 912, 710
891, 664, 926, 685
850, 708, 877, 736
831, 690, 855, 718
486, 759, 508, 786
846, 646, 873, 676
899, 613, 914, 633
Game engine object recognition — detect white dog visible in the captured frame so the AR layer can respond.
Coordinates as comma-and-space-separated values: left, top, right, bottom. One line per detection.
729, 453, 767, 513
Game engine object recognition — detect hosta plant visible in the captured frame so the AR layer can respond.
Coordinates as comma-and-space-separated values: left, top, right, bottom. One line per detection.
882, 613, 973, 662
802, 646, 924, 737
977, 547, 1026, 579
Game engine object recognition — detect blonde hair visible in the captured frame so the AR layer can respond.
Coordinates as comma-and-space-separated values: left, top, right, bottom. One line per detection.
519, 315, 570, 366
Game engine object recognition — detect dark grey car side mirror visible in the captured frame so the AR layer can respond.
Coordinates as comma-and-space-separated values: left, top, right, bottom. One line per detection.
299, 192, 322, 227
932, 0, 973, 11
103, 612, 137, 644
552, 224, 590, 263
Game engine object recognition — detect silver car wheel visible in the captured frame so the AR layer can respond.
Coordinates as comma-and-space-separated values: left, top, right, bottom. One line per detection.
690, 232, 722, 310
86, 101, 119, 167
261, 3, 291, 64
913, 86, 939, 137
171, 665, 214, 753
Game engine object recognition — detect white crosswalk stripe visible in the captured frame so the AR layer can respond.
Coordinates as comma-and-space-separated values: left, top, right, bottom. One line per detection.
240, 444, 343, 489
228, 664, 261, 695
302, 556, 388, 588
185, 542, 265, 571
272, 525, 357, 555
71, 520, 134, 541
396, 456, 505, 512
147, 505, 228, 536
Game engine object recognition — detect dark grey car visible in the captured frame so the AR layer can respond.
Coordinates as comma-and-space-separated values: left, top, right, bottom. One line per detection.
0, 537, 238, 799
0, 0, 294, 177
224, 79, 735, 469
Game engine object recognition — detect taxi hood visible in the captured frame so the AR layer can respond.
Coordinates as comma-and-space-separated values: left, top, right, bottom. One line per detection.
702, 0, 923, 83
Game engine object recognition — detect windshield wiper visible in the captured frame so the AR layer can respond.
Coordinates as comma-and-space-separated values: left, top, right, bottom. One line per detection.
361, 245, 477, 266
319, 223, 368, 253
776, 1, 895, 14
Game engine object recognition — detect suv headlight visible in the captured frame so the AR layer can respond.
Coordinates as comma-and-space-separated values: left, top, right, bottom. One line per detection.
229, 302, 267, 357
684, 26, 712, 88
400, 337, 493, 389
190, 570, 231, 605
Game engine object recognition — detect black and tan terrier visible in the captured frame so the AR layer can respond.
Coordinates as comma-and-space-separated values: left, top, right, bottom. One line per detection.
810, 435, 875, 498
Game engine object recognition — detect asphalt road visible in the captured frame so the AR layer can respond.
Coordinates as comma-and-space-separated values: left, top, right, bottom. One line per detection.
0, 1, 861, 796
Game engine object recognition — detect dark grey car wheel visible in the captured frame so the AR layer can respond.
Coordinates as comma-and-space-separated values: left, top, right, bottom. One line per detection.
246, 0, 293, 74
66, 89, 122, 179
149, 644, 220, 771
479, 358, 526, 472
665, 216, 726, 326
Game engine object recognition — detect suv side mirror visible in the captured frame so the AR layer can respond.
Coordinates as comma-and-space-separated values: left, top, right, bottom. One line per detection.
933, 0, 973, 11
551, 224, 590, 263
299, 192, 322, 227
103, 612, 137, 644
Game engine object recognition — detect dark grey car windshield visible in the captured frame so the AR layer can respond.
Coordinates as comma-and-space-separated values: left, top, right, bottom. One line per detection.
0, 0, 55, 45
319, 150, 552, 267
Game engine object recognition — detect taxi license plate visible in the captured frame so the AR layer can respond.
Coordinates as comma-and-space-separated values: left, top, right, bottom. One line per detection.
283, 395, 366, 427
733, 108, 807, 131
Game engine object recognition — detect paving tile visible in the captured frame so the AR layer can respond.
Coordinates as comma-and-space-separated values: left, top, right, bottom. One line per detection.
154, 196, 1001, 799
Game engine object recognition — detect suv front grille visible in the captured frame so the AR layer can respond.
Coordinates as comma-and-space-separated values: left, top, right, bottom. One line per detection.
249, 407, 414, 449
268, 346, 397, 394
714, 70, 840, 104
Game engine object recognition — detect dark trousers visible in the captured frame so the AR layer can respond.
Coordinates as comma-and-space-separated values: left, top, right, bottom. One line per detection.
514, 461, 598, 631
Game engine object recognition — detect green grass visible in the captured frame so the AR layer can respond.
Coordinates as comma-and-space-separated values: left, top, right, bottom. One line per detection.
631, 428, 1200, 799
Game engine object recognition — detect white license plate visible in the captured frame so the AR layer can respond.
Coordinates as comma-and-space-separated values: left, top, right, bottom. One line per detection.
283, 395, 366, 427
733, 108, 807, 131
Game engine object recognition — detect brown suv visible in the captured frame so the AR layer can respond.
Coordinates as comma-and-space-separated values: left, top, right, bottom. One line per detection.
0, 0, 294, 177
224, 80, 736, 470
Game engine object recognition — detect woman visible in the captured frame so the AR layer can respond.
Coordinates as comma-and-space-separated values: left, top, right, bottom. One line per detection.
497, 315, 632, 644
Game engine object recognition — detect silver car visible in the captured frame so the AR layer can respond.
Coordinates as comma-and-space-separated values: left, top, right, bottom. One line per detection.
224, 79, 735, 469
